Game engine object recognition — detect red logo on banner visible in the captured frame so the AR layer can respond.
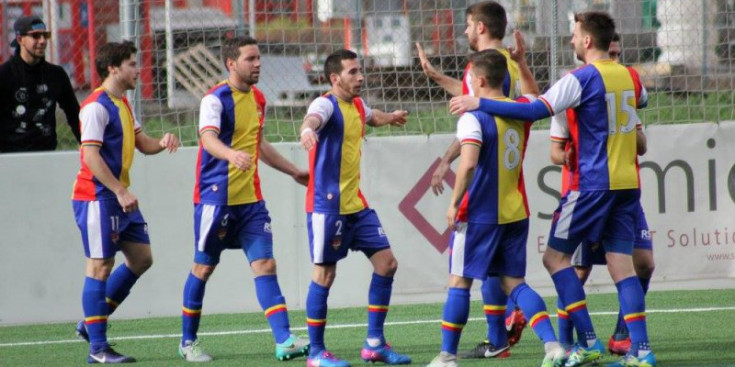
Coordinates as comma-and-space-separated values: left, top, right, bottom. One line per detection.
398, 158, 456, 253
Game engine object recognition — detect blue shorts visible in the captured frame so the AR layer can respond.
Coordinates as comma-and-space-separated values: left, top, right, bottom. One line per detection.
572, 203, 653, 267
72, 199, 150, 259
549, 189, 641, 255
307, 209, 390, 264
193, 201, 273, 266
449, 219, 528, 280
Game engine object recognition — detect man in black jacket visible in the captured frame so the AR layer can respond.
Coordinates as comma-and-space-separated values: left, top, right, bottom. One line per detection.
0, 15, 80, 152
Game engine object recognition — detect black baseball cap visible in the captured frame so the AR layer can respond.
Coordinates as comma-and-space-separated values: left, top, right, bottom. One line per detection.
11, 16, 47, 48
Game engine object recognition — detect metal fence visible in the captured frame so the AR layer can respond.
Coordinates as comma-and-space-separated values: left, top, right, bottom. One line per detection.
2, 0, 734, 149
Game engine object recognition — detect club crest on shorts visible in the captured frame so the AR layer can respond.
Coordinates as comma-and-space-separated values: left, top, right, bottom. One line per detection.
331, 235, 342, 250
110, 232, 120, 244
263, 222, 272, 233
217, 228, 227, 240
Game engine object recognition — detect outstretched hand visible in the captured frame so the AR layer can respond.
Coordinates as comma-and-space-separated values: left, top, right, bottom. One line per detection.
390, 110, 409, 126
159, 133, 180, 153
449, 96, 480, 115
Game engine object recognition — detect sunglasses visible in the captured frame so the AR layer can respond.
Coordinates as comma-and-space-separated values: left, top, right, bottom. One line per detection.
23, 31, 51, 40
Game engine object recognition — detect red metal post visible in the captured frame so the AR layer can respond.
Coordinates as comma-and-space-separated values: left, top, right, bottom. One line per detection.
140, 0, 154, 99
343, 17, 351, 50
432, 11, 439, 53
87, 0, 99, 88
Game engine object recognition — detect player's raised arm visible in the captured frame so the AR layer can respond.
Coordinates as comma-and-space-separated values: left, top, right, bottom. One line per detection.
508, 30, 539, 97
259, 139, 308, 186
416, 42, 463, 96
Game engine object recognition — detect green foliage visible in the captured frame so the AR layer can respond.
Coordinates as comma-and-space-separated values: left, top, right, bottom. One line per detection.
54, 91, 735, 151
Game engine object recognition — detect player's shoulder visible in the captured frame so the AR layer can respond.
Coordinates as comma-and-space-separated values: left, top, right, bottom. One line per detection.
205, 81, 229, 96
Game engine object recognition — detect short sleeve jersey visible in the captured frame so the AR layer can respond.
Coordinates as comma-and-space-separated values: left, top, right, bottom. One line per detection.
462, 48, 521, 98
194, 82, 266, 206
540, 60, 647, 191
72, 88, 142, 201
455, 96, 533, 224
304, 94, 374, 215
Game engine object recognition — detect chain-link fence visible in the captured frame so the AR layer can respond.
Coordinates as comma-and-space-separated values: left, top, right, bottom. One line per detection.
3, 0, 735, 150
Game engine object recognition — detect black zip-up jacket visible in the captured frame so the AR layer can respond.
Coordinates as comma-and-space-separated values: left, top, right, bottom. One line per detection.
0, 54, 81, 152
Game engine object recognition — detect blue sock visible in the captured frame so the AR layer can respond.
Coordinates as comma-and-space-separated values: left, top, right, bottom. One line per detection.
480, 277, 507, 347
613, 310, 628, 337
551, 267, 597, 346
557, 297, 574, 346
441, 287, 470, 355
254, 275, 291, 344
306, 281, 329, 357
613, 277, 650, 337
506, 298, 517, 319
105, 264, 138, 315
181, 272, 206, 345
82, 277, 109, 353
510, 283, 556, 344
616, 276, 650, 356
367, 273, 393, 343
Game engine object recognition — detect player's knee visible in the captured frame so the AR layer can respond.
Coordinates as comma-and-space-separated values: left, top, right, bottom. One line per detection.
133, 256, 153, 274
377, 257, 398, 277
251, 258, 277, 276
635, 261, 655, 279
313, 266, 336, 287
192, 263, 216, 281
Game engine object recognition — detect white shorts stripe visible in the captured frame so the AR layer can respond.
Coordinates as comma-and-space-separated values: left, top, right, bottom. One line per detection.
197, 204, 215, 252
311, 213, 326, 263
87, 201, 103, 258
449, 222, 467, 277
554, 190, 579, 240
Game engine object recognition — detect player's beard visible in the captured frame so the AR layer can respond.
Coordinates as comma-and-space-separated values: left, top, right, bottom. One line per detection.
238, 69, 259, 86
468, 33, 478, 51
339, 79, 361, 99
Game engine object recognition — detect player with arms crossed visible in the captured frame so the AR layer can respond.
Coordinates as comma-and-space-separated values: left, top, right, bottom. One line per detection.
72, 40, 179, 364
178, 36, 310, 362
449, 11, 656, 367
551, 33, 654, 358
426, 49, 565, 367
416, 1, 536, 356
299, 49, 411, 367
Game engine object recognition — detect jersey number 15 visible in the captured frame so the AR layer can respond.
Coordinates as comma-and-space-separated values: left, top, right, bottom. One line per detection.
605, 90, 637, 135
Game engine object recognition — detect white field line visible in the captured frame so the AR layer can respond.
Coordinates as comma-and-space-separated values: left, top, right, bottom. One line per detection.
2, 306, 734, 348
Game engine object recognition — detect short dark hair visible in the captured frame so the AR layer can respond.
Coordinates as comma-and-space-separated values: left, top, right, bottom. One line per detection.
468, 49, 507, 89
324, 49, 357, 85
96, 41, 137, 80
221, 36, 258, 69
574, 11, 616, 51
466, 1, 507, 40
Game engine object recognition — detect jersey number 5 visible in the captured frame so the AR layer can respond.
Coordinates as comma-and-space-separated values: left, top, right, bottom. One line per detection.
605, 90, 637, 135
